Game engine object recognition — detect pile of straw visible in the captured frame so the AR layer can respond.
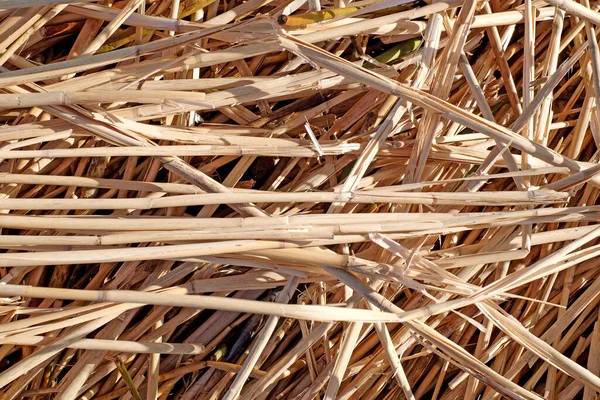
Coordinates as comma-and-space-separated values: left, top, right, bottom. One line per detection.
0, 0, 600, 398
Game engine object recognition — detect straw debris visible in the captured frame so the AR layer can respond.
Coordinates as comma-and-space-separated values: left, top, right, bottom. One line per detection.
0, 0, 600, 399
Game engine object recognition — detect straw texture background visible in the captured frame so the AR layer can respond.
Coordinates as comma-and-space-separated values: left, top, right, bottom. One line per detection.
0, 0, 600, 399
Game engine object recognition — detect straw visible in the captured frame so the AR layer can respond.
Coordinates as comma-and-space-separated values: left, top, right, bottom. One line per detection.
2, 1, 600, 399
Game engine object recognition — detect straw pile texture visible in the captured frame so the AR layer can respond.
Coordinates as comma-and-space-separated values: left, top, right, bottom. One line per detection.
0, 0, 599, 399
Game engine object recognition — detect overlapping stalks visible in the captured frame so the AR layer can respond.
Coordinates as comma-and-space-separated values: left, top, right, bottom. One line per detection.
0, 0, 600, 399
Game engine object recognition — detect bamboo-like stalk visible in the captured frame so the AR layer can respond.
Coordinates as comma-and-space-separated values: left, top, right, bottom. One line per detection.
0, 336, 205, 355
66, 4, 205, 33
546, 0, 600, 24
0, 0, 98, 8
0, 90, 206, 107
0, 189, 568, 210
0, 284, 404, 322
